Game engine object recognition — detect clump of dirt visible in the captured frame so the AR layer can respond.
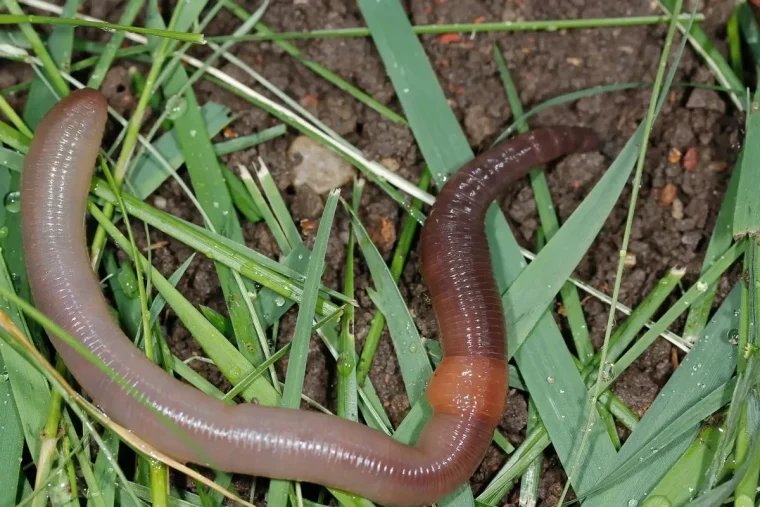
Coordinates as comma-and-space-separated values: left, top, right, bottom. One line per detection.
8, 0, 748, 505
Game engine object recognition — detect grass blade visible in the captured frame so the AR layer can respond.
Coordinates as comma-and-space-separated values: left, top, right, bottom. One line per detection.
348, 205, 432, 406
86, 0, 145, 89
126, 102, 234, 199
268, 190, 339, 507
582, 282, 742, 505
658, 0, 745, 110
733, 90, 760, 239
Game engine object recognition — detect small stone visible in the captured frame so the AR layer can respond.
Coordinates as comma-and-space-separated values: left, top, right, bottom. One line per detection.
682, 146, 698, 171
686, 89, 726, 113
566, 57, 582, 66
154, 196, 168, 210
380, 158, 400, 172
289, 136, 356, 194
624, 253, 637, 268
668, 147, 682, 164
709, 161, 728, 173
658, 183, 678, 207
671, 198, 684, 220
369, 216, 397, 254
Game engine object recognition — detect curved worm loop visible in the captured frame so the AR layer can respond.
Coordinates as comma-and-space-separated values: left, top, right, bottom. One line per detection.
21, 89, 597, 506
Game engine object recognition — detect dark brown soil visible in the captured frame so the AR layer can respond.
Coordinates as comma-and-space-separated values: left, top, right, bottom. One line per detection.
6, 0, 749, 505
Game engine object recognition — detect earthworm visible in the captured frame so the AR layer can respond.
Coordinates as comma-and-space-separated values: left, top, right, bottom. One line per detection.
21, 89, 597, 506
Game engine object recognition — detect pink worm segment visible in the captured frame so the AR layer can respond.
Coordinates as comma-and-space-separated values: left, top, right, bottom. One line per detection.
21, 89, 597, 506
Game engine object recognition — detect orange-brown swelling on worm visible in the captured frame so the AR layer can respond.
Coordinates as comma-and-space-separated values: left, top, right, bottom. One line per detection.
21, 89, 597, 506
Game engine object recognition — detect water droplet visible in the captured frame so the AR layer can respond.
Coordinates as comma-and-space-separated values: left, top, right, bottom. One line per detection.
165, 95, 187, 120
728, 328, 739, 344
101, 26, 117, 33
409, 343, 418, 353
547, 376, 555, 384
4, 192, 20, 213
337, 352, 355, 376
117, 268, 138, 299
627, 499, 638, 507
0, 227, 8, 239
600, 361, 615, 382
274, 296, 286, 307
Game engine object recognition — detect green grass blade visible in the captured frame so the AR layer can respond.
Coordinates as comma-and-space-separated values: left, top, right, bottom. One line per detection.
0, 328, 24, 506
658, 0, 745, 110
221, 165, 262, 223
356, 169, 430, 386
86, 0, 145, 89
223, 0, 406, 125
161, 56, 268, 366
727, 4, 744, 77
237, 163, 290, 253
5, 0, 69, 99
495, 43, 593, 363
733, 90, 760, 239
268, 190, 339, 507
87, 429, 121, 507
582, 284, 742, 505
642, 426, 720, 507
347, 205, 432, 405
683, 392, 760, 507
338, 182, 362, 421
256, 160, 303, 249
357, 0, 616, 496
213, 125, 286, 156
0, 13, 205, 44
737, 2, 760, 63
88, 203, 280, 406
0, 253, 50, 466
126, 102, 234, 199
682, 149, 740, 344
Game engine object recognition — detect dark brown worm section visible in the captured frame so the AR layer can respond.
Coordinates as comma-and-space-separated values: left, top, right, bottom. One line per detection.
21, 89, 597, 506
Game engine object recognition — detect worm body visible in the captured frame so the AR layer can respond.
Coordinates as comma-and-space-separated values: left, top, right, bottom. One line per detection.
21, 89, 597, 505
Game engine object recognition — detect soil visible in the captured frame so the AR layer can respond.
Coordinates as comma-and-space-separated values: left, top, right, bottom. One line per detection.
5, 0, 751, 505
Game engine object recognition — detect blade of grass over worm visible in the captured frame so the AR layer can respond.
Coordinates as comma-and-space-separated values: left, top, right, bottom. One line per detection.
88, 203, 280, 406
357, 168, 431, 386
159, 35, 268, 368
495, 44, 593, 364
347, 205, 432, 406
582, 283, 742, 505
268, 190, 339, 507
358, 0, 616, 497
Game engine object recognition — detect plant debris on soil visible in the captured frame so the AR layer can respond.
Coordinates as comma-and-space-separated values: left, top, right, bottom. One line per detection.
4, 0, 749, 505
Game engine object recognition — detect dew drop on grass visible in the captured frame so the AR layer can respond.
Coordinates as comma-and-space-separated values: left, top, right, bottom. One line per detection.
4, 191, 20, 213
117, 268, 139, 299
728, 328, 739, 344
547, 376, 555, 384
696, 280, 708, 292
165, 95, 188, 120
274, 296, 286, 307
408, 343, 418, 353
337, 352, 355, 377
0, 226, 8, 239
